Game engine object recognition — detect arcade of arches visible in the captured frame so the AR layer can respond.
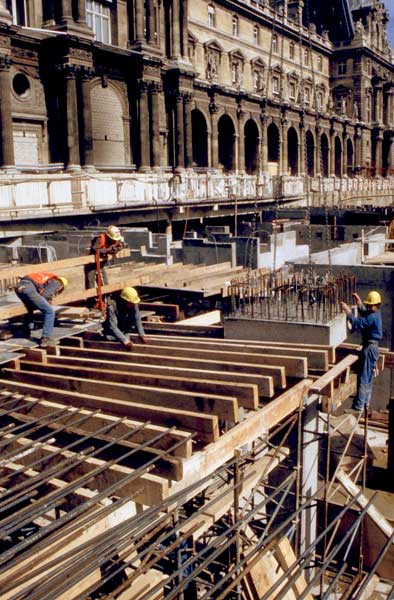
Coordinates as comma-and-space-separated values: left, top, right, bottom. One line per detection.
188, 107, 359, 177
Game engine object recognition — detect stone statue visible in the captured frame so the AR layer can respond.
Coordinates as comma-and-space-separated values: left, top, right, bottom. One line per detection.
341, 96, 347, 115
355, 20, 364, 37
206, 51, 217, 80
232, 61, 239, 85
353, 101, 359, 120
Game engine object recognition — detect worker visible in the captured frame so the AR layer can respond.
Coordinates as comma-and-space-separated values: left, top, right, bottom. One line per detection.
86, 225, 128, 289
15, 272, 68, 348
103, 287, 147, 349
341, 291, 383, 411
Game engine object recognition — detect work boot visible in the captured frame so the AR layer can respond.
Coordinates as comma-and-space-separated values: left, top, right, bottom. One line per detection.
39, 337, 58, 348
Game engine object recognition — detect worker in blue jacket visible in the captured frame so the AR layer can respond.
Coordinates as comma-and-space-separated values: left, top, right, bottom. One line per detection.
103, 287, 147, 350
341, 290, 383, 411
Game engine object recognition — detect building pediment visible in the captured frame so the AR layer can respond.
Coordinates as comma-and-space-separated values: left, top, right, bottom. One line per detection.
203, 39, 224, 54
229, 48, 246, 63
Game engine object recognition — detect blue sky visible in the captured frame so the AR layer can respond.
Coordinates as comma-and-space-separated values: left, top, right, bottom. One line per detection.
388, 0, 394, 46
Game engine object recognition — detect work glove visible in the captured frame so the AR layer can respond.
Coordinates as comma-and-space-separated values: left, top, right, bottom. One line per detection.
139, 336, 148, 344
123, 340, 134, 351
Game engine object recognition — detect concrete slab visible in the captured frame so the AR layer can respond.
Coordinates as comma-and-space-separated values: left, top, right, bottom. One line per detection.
224, 313, 347, 347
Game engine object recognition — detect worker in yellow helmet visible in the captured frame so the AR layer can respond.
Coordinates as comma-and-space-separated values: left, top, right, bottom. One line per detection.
86, 225, 128, 289
15, 272, 68, 347
341, 290, 382, 411
103, 287, 147, 350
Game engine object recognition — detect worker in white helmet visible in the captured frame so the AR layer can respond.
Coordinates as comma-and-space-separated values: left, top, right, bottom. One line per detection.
103, 287, 147, 350
341, 290, 383, 411
86, 225, 128, 289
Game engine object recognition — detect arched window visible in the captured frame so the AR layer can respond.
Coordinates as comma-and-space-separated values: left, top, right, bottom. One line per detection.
232, 15, 239, 37
253, 25, 260, 45
208, 4, 215, 28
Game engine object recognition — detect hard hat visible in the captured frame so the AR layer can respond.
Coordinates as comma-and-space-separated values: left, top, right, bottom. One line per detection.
120, 287, 141, 304
58, 277, 68, 289
106, 225, 122, 241
364, 290, 381, 305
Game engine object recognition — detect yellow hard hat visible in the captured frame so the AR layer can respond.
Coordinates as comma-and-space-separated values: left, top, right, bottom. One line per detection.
364, 290, 381, 305
106, 225, 122, 241
120, 287, 141, 304
58, 277, 68, 289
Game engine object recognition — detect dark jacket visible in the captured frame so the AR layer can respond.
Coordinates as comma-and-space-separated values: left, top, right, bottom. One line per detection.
348, 305, 383, 345
89, 234, 126, 258
103, 297, 145, 343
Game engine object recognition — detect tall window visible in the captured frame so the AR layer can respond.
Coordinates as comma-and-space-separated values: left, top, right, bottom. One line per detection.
86, 0, 111, 44
289, 81, 296, 101
289, 42, 295, 60
304, 87, 311, 105
318, 56, 323, 71
232, 15, 239, 37
253, 26, 259, 45
304, 48, 310, 66
208, 4, 215, 28
317, 90, 324, 109
338, 60, 347, 75
272, 76, 280, 96
11, 0, 26, 25
272, 34, 278, 54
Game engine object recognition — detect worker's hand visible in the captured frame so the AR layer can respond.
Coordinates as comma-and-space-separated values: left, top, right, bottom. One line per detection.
139, 336, 148, 345
352, 292, 362, 306
123, 340, 134, 351
340, 301, 351, 315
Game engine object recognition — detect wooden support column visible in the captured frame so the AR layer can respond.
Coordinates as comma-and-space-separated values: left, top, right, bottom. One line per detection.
0, 56, 15, 169
64, 66, 81, 171
184, 92, 193, 168
150, 82, 161, 168
138, 81, 151, 170
174, 93, 185, 168
135, 0, 145, 43
80, 67, 94, 169
171, 0, 181, 59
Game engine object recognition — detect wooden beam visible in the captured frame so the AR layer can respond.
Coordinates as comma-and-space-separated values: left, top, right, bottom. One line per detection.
310, 354, 359, 395
0, 378, 219, 443
20, 360, 259, 410
82, 340, 306, 378
59, 346, 286, 388
5, 367, 239, 423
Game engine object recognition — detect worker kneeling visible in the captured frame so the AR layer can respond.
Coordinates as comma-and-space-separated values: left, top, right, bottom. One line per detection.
15, 272, 68, 348
103, 287, 147, 350
341, 290, 382, 411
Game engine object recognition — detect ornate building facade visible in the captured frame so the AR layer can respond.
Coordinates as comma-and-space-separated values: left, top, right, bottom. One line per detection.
0, 0, 392, 181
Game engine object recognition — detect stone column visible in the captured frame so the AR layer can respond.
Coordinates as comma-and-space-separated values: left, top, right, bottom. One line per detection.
260, 114, 268, 172
298, 120, 304, 176
60, 0, 74, 23
181, 0, 189, 60
374, 84, 383, 123
135, 0, 145, 43
375, 130, 383, 176
343, 135, 349, 176
315, 127, 321, 175
183, 93, 193, 168
329, 130, 336, 176
80, 67, 94, 168
354, 128, 362, 170
0, 0, 12, 23
210, 102, 219, 169
138, 81, 150, 170
174, 93, 185, 168
146, 0, 156, 45
76, 0, 87, 24
237, 108, 245, 172
171, 0, 181, 59
386, 88, 394, 127
64, 66, 81, 170
150, 82, 161, 168
0, 56, 14, 169
281, 119, 288, 175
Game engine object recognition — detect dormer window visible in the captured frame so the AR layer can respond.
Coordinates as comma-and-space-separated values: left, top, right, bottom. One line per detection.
208, 4, 215, 28
232, 15, 239, 37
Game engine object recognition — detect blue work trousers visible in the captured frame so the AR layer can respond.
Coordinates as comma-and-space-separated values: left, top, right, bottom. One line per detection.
15, 280, 55, 339
354, 344, 379, 410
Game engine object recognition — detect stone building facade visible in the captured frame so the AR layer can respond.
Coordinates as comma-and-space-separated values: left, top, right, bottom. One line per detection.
0, 0, 392, 179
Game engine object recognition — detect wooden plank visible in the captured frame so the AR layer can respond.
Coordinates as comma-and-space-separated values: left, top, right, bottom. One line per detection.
0, 378, 219, 443
0, 392, 193, 458
139, 302, 180, 321
61, 345, 286, 388
175, 310, 222, 326
310, 354, 359, 395
20, 360, 258, 410
176, 381, 311, 490
130, 335, 328, 371
46, 354, 273, 398
5, 367, 239, 423
82, 339, 305, 378
275, 537, 313, 600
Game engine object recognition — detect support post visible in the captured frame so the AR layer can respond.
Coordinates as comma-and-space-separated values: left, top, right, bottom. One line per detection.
138, 80, 151, 170
174, 93, 185, 168
64, 66, 81, 170
184, 92, 193, 168
210, 101, 219, 169
135, 0, 145, 43
150, 82, 161, 168
171, 0, 181, 59
80, 67, 94, 169
0, 56, 15, 169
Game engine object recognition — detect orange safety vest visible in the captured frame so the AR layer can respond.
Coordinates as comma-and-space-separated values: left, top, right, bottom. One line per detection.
90, 233, 111, 252
23, 272, 58, 289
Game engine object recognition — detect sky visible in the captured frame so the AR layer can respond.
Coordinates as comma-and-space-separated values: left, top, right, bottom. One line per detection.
388, 0, 394, 46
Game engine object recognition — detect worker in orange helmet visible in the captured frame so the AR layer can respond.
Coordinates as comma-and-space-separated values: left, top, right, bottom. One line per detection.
15, 272, 68, 347
86, 225, 128, 289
